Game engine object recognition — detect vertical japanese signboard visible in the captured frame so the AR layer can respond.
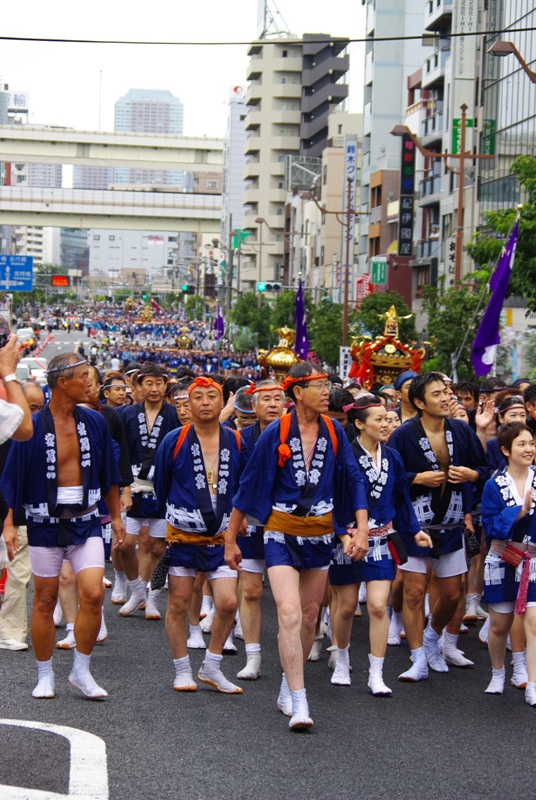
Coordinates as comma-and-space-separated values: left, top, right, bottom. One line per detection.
343, 135, 358, 301
397, 134, 416, 257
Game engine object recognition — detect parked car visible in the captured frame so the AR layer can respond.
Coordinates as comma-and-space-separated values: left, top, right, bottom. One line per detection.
15, 363, 32, 382
17, 327, 39, 355
19, 356, 48, 385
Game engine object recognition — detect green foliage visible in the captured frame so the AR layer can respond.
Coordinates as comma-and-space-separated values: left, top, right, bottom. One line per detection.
420, 278, 484, 379
308, 300, 343, 368
233, 331, 258, 351
467, 155, 536, 312
184, 295, 205, 322
351, 291, 418, 341
227, 292, 272, 349
271, 289, 313, 329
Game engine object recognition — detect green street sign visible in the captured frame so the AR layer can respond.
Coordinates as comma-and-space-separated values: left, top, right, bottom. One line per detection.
452, 117, 474, 155
482, 118, 496, 156
371, 257, 387, 285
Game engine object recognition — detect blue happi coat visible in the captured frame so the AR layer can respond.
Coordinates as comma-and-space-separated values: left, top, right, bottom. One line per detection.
232, 412, 367, 532
0, 406, 121, 547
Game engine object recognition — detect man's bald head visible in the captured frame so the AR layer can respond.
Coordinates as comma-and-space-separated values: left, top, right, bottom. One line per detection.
20, 381, 45, 413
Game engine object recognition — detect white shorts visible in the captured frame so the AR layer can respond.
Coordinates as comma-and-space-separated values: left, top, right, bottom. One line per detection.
126, 517, 167, 539
399, 548, 468, 578
488, 601, 515, 614
241, 558, 265, 575
29, 537, 104, 578
169, 565, 237, 581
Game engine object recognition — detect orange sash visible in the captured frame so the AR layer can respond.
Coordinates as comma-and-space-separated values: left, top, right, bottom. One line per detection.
264, 509, 334, 538
166, 523, 226, 546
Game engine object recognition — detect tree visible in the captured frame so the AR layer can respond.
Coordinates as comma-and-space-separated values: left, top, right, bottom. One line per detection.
271, 289, 313, 329
184, 295, 205, 322
308, 300, 343, 368
420, 278, 485, 379
227, 292, 272, 349
467, 155, 536, 312
352, 291, 418, 341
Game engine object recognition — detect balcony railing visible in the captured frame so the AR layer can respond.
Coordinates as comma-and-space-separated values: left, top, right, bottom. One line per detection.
419, 175, 442, 197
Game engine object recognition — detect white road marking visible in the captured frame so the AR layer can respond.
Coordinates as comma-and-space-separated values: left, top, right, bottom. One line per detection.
0, 719, 108, 800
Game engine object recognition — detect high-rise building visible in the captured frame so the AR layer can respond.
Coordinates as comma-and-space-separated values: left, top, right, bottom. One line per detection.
478, 0, 536, 215
221, 86, 248, 253
113, 88, 184, 186
242, 34, 349, 289
359, 0, 433, 274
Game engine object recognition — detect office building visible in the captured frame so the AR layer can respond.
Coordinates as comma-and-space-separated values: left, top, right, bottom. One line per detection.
114, 88, 184, 186
242, 33, 349, 289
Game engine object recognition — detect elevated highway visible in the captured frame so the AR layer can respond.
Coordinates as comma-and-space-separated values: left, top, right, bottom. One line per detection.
0, 185, 221, 232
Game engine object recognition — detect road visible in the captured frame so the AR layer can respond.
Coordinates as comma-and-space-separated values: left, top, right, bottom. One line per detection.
1, 329, 535, 799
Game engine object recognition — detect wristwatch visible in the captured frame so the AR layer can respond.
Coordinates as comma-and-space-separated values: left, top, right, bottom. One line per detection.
2, 373, 19, 386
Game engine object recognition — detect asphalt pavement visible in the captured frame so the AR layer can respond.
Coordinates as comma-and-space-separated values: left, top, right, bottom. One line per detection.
1, 572, 536, 800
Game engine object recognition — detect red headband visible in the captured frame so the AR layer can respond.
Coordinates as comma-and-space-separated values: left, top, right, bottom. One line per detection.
187, 376, 223, 395
342, 402, 356, 412
354, 402, 384, 411
281, 372, 329, 392
246, 382, 284, 395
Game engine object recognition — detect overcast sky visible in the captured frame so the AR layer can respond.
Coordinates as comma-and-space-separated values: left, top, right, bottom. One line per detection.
0, 0, 366, 138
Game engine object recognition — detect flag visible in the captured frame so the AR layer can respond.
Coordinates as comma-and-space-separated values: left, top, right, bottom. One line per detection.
213, 305, 224, 340
471, 219, 519, 377
294, 280, 309, 360
150, 297, 163, 315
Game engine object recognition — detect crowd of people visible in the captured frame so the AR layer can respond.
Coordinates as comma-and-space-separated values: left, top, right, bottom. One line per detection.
2, 336, 536, 730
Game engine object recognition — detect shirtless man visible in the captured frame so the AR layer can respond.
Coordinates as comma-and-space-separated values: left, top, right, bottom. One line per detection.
117, 364, 179, 618
226, 362, 369, 730
1, 353, 125, 699
154, 376, 247, 694
234, 379, 285, 680
389, 372, 488, 681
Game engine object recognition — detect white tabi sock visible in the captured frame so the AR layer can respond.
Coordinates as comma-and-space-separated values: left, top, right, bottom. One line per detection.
245, 643, 261, 655
290, 687, 307, 715
203, 650, 222, 672
173, 655, 191, 675
69, 650, 108, 699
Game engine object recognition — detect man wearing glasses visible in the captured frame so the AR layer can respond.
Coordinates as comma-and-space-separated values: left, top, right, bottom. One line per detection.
225, 362, 369, 731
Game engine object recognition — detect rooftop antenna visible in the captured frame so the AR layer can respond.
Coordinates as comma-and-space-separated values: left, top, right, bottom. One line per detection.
257, 0, 294, 39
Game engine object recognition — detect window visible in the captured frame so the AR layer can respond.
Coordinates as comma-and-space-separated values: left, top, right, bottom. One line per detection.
281, 77, 287, 84
282, 50, 288, 57
94, 235, 101, 241
109, 235, 115, 241
278, 181, 283, 189
207, 181, 218, 188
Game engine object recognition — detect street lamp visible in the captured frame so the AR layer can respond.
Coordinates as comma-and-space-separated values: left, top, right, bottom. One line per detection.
488, 41, 536, 83
391, 106, 494, 285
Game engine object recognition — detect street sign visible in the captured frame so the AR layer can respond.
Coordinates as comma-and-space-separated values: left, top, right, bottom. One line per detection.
452, 117, 474, 155
371, 257, 387, 285
0, 255, 34, 291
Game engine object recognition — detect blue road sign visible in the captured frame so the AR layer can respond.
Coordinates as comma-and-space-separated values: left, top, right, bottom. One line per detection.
0, 255, 34, 291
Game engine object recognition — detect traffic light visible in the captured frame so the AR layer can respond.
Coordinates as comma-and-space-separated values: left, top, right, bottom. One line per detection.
265, 282, 282, 292
181, 283, 188, 291
182, 285, 195, 295
142, 293, 148, 300
256, 282, 266, 292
